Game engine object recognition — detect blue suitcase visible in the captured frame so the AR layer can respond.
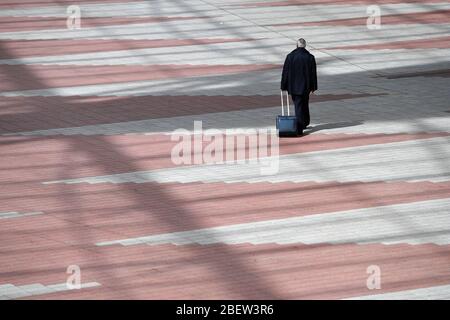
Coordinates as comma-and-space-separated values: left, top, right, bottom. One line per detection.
276, 91, 299, 137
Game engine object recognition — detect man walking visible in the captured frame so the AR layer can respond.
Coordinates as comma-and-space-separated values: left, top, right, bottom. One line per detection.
281, 38, 318, 134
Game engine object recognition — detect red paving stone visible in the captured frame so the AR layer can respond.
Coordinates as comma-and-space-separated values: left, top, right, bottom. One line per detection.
326, 36, 450, 50
0, 64, 280, 92
272, 10, 450, 27
0, 39, 254, 59
0, 94, 379, 133
1, 132, 446, 182
3, 243, 450, 299
385, 69, 450, 79
2, 179, 450, 243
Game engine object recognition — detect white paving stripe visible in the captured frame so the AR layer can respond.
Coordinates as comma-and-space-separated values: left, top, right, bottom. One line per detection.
0, 38, 293, 66
44, 136, 450, 184
344, 284, 450, 300
2, 40, 449, 69
96, 198, 450, 247
0, 21, 275, 41
0, 282, 101, 300
313, 48, 450, 75
6, 116, 450, 136
274, 24, 450, 51
0, 211, 43, 219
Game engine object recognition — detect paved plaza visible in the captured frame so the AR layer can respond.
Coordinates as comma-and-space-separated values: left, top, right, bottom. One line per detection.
0, 0, 450, 299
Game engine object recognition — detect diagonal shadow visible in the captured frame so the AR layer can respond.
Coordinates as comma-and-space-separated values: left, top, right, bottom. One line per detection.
0, 31, 283, 298
1, 0, 450, 299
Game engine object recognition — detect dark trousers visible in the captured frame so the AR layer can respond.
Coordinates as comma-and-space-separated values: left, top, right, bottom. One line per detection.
292, 94, 310, 131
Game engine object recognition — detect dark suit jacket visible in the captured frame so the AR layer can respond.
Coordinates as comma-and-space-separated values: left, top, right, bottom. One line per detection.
281, 47, 318, 95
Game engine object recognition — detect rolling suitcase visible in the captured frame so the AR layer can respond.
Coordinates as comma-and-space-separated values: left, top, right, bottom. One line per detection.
276, 90, 300, 137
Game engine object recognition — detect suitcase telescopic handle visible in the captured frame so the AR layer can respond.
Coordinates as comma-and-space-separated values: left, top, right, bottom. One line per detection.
280, 90, 290, 116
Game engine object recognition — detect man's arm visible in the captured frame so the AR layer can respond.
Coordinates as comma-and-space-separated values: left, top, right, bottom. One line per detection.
281, 54, 290, 91
311, 56, 318, 93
